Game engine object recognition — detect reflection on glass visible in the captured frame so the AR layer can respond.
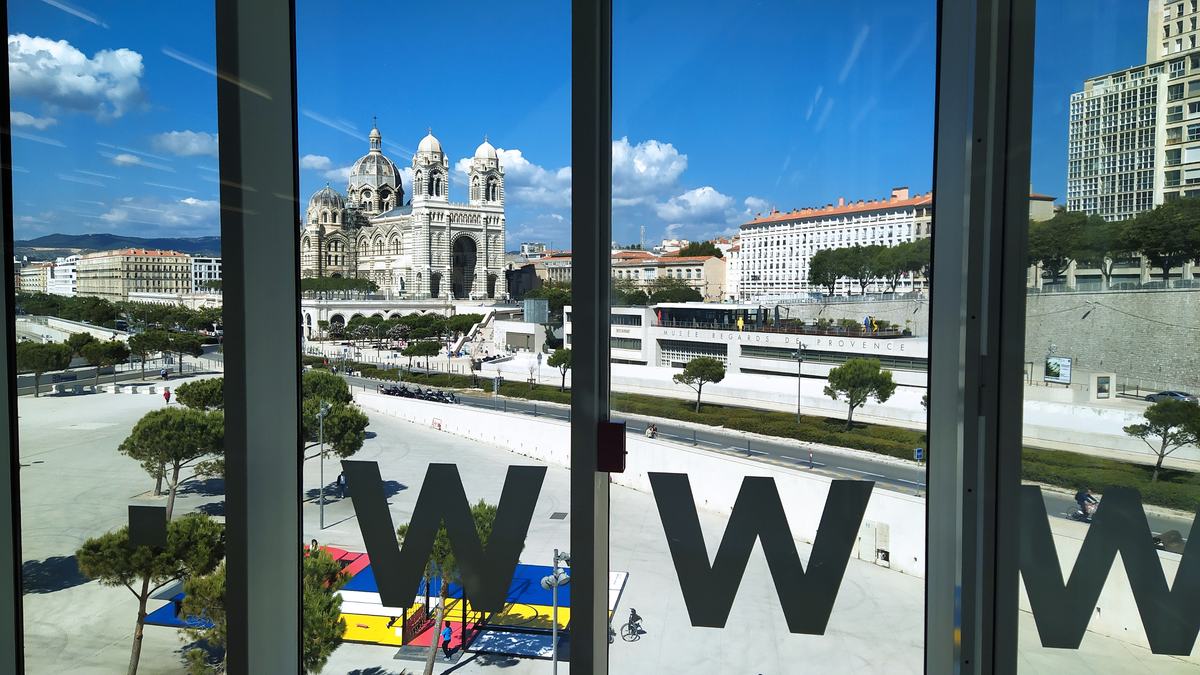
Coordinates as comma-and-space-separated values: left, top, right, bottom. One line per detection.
607, 1, 934, 671
295, 3, 570, 672
7, 2, 226, 673
1019, 0, 1200, 670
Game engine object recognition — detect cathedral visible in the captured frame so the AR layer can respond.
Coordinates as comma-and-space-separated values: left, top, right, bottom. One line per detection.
300, 123, 507, 300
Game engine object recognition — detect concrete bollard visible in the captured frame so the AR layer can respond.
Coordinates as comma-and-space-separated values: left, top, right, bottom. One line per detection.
129, 385, 139, 394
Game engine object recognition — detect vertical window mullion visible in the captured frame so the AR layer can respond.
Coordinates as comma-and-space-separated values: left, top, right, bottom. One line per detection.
216, 1, 303, 673
571, 0, 613, 671
0, 1, 24, 666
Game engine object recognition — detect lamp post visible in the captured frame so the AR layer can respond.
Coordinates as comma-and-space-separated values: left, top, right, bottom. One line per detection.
795, 342, 807, 423
536, 351, 543, 386
317, 400, 331, 529
541, 549, 570, 675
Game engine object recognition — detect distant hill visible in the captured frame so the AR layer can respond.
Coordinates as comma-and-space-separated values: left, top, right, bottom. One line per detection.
14, 233, 222, 258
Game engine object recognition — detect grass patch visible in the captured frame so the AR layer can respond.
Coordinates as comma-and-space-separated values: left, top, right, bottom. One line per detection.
1022, 448, 1200, 513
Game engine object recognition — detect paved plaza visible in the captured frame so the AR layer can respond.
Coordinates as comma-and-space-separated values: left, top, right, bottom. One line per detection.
12, 381, 1200, 673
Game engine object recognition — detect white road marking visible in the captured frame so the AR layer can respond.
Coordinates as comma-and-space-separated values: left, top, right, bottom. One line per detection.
837, 467, 888, 479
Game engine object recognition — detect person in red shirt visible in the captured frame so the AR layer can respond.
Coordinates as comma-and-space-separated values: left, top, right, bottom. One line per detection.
163, 388, 171, 405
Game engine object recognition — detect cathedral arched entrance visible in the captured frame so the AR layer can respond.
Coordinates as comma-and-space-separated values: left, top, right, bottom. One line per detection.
451, 235, 477, 299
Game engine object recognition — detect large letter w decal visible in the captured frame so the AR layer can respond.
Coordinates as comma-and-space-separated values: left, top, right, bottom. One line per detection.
1020, 485, 1200, 655
649, 473, 872, 634
343, 461, 546, 613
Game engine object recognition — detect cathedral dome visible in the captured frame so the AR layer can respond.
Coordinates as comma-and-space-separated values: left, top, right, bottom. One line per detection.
350, 152, 397, 179
309, 184, 344, 211
474, 138, 498, 160
418, 131, 443, 154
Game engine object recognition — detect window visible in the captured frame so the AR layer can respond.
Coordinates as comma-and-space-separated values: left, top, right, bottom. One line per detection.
1169, 83, 1185, 100
610, 337, 642, 351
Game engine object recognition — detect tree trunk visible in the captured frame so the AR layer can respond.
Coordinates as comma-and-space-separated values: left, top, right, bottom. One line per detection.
94, 365, 102, 388
177, 352, 184, 374
695, 384, 702, 413
845, 404, 856, 431
128, 575, 150, 675
165, 462, 181, 519
423, 583, 449, 675
154, 462, 165, 496
1153, 441, 1167, 482
140, 357, 145, 377
560, 371, 566, 392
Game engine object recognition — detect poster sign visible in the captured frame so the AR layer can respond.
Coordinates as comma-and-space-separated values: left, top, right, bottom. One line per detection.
1043, 356, 1072, 384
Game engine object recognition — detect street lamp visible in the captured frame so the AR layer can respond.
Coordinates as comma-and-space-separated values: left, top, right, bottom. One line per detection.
795, 342, 807, 423
540, 549, 570, 675
317, 400, 332, 529
536, 351, 543, 386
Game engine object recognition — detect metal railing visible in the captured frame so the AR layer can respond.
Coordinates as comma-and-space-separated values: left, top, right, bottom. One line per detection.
653, 319, 909, 338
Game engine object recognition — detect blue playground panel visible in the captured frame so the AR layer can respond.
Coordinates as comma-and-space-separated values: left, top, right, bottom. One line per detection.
468, 627, 567, 660
144, 593, 214, 629
343, 562, 571, 607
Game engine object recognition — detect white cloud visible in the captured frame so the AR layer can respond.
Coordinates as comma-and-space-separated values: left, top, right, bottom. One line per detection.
655, 186, 734, 223
744, 196, 770, 213
152, 130, 218, 157
8, 33, 143, 118
106, 151, 174, 172
97, 196, 218, 235
10, 111, 56, 129
612, 137, 687, 200
324, 165, 353, 183
300, 154, 332, 170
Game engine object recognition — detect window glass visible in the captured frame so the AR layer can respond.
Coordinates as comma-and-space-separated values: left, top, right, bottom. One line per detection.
1022, 0, 1200, 668
609, 1, 933, 669
7, 3, 227, 672
295, 3, 571, 672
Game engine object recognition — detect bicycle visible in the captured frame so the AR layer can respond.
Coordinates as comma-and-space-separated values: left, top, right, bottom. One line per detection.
620, 608, 643, 642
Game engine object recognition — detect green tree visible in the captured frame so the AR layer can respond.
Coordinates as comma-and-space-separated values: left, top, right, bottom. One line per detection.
15, 341, 72, 397
316, 320, 330, 341
302, 369, 353, 405
175, 378, 225, 411
807, 248, 840, 295
403, 340, 441, 369
447, 313, 484, 336
675, 240, 723, 258
824, 357, 897, 430
611, 277, 648, 305
1073, 217, 1131, 289
1124, 198, 1200, 282
524, 282, 572, 316
169, 333, 205, 374
1123, 399, 1200, 482
76, 514, 224, 675
180, 547, 347, 674
119, 408, 224, 518
128, 330, 172, 377
301, 399, 369, 458
1028, 211, 1086, 284
80, 339, 131, 387
672, 356, 726, 413
647, 276, 703, 303
66, 331, 98, 356
872, 245, 904, 293
397, 500, 497, 675
547, 348, 572, 391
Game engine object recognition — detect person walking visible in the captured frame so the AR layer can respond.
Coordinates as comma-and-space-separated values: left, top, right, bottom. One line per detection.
440, 622, 454, 660
162, 388, 171, 405
336, 472, 348, 499
160, 367, 168, 381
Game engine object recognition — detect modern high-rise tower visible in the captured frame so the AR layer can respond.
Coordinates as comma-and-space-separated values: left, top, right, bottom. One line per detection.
1067, 0, 1200, 220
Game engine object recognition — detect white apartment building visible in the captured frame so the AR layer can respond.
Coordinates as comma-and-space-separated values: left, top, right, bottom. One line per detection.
191, 256, 222, 293
737, 187, 933, 301
724, 241, 742, 301
519, 242, 548, 260
1067, 0, 1200, 220
612, 254, 726, 301
76, 248, 192, 302
46, 255, 80, 296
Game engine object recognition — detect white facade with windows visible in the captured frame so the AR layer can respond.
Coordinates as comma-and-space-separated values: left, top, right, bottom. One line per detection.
46, 255, 79, 297
191, 256, 222, 293
1069, 1, 1200, 220
299, 125, 507, 300
737, 187, 932, 301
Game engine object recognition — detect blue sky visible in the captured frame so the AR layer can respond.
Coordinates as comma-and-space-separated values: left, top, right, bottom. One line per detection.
5, 0, 1149, 248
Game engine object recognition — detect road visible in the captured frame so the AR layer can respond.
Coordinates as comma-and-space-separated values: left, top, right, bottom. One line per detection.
340, 372, 1194, 542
